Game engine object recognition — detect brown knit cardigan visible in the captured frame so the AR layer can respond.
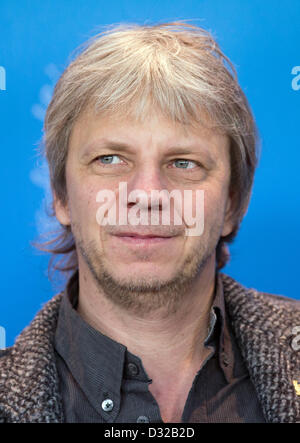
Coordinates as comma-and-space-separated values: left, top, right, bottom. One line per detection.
0, 273, 299, 423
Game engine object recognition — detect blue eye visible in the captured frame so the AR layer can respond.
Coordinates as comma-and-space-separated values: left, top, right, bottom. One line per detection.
174, 159, 196, 169
98, 155, 122, 164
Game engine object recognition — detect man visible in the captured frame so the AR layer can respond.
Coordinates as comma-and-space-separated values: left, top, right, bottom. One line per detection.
0, 21, 299, 423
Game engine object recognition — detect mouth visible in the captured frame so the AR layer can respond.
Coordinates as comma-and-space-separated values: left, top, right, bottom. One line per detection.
112, 232, 177, 246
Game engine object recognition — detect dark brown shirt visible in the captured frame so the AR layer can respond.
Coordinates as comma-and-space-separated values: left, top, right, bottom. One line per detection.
54, 271, 266, 423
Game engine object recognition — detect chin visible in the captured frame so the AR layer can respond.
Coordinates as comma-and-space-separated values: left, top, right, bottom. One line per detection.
111, 264, 175, 284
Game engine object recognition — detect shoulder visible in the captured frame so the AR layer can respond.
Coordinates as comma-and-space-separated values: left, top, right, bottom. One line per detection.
220, 273, 300, 423
0, 293, 65, 423
0, 292, 64, 379
220, 272, 299, 309
253, 289, 300, 311
220, 272, 300, 333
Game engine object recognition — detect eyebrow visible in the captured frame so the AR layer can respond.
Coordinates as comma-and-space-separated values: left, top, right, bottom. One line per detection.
80, 140, 135, 158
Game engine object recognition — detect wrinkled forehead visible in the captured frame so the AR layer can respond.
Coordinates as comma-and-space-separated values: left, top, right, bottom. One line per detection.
68, 104, 230, 163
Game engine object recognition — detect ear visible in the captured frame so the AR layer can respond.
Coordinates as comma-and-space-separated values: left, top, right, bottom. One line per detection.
53, 192, 71, 226
221, 193, 235, 237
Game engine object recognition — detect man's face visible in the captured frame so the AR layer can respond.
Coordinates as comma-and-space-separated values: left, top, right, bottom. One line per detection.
55, 108, 234, 314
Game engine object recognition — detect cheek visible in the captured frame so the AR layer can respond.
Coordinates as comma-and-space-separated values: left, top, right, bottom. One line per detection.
202, 183, 228, 226
68, 180, 102, 226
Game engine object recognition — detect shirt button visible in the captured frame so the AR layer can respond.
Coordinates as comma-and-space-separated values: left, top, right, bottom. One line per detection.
101, 398, 114, 412
127, 362, 139, 376
137, 415, 150, 423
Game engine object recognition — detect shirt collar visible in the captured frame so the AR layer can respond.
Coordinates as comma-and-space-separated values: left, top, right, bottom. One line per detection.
209, 271, 235, 383
54, 272, 127, 422
54, 269, 235, 420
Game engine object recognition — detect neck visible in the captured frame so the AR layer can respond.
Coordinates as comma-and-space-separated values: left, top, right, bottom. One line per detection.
76, 255, 217, 378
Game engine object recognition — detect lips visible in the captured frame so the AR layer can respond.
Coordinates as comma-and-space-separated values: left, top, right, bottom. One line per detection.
114, 232, 174, 239
111, 230, 177, 246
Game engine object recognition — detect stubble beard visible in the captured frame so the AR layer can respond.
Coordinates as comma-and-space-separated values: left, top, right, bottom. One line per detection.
76, 231, 219, 318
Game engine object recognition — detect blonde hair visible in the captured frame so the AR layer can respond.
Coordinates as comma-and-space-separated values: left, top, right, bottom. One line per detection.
40, 20, 260, 275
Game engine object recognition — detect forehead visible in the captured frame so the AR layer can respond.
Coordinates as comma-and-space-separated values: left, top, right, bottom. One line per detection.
69, 107, 230, 162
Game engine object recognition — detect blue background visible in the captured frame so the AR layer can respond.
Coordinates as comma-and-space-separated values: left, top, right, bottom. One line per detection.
0, 0, 299, 347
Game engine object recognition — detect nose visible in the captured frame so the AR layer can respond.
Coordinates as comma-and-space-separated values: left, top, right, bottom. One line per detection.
114, 162, 185, 232
125, 163, 169, 211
